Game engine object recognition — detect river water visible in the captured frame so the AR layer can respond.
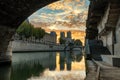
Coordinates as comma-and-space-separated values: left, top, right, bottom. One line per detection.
0, 51, 86, 80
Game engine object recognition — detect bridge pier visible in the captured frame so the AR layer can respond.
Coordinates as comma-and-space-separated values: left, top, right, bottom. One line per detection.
0, 42, 12, 65
0, 26, 15, 64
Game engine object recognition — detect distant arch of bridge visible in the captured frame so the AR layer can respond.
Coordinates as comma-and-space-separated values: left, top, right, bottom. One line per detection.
64, 45, 83, 51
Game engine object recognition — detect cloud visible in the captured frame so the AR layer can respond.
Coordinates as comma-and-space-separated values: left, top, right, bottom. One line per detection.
47, 0, 86, 11
29, 0, 89, 31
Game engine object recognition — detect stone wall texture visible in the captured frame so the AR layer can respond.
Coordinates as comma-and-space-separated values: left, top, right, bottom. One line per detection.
12, 40, 65, 52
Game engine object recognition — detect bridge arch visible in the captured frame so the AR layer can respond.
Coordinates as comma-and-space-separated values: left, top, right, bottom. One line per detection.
0, 0, 59, 62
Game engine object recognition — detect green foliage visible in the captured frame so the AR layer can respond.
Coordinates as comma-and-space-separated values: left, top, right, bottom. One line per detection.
59, 37, 66, 44
74, 39, 82, 46
11, 60, 44, 80
16, 21, 45, 40
33, 28, 45, 40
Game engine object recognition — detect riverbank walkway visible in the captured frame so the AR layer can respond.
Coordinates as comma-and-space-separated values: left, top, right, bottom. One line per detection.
85, 60, 120, 80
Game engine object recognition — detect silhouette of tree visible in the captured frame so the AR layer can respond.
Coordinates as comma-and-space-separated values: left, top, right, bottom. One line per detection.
74, 39, 82, 46
16, 21, 45, 42
59, 37, 66, 44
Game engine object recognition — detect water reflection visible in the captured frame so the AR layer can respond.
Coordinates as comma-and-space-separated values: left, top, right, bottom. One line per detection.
0, 65, 11, 80
11, 60, 44, 80
59, 51, 82, 71
49, 52, 56, 70
0, 51, 85, 80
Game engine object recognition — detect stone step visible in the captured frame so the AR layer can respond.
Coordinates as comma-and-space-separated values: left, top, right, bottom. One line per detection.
108, 18, 118, 23
93, 60, 120, 80
110, 4, 120, 9
100, 69, 120, 80
100, 77, 120, 80
85, 73, 96, 80
108, 14, 119, 20
110, 8, 120, 14
101, 72, 120, 75
101, 68, 120, 71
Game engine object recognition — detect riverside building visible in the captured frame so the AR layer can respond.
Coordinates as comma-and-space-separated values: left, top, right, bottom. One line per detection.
86, 0, 120, 66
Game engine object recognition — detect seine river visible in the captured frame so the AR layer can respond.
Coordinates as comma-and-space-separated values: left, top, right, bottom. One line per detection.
0, 51, 86, 80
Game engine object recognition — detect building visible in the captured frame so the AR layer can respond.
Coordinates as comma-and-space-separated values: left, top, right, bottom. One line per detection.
67, 31, 71, 39
40, 32, 57, 45
60, 31, 73, 45
60, 32, 65, 39
50, 31, 57, 44
86, 0, 120, 66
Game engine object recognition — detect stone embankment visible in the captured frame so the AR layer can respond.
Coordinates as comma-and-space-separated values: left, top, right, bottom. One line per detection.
12, 40, 65, 52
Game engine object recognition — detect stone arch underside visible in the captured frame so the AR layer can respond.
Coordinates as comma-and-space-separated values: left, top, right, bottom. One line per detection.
86, 0, 120, 40
0, 0, 58, 62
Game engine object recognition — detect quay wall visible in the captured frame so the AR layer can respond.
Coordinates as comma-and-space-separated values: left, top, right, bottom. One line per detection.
12, 40, 65, 52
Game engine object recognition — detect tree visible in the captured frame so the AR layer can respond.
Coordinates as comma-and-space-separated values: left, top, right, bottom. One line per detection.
32, 28, 45, 41
59, 37, 66, 44
17, 21, 34, 40
16, 21, 45, 42
74, 39, 82, 46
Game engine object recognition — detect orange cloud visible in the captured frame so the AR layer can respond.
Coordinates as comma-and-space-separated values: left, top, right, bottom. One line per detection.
47, 1, 65, 10
47, 0, 86, 11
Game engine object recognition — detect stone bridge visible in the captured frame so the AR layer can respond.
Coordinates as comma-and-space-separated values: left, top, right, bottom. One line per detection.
0, 0, 58, 63
64, 45, 83, 51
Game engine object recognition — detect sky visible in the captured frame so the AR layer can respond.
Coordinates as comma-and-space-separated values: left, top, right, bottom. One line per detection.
29, 0, 89, 44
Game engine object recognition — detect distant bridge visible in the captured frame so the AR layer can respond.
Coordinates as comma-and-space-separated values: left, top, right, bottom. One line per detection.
72, 46, 83, 48
64, 45, 83, 51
